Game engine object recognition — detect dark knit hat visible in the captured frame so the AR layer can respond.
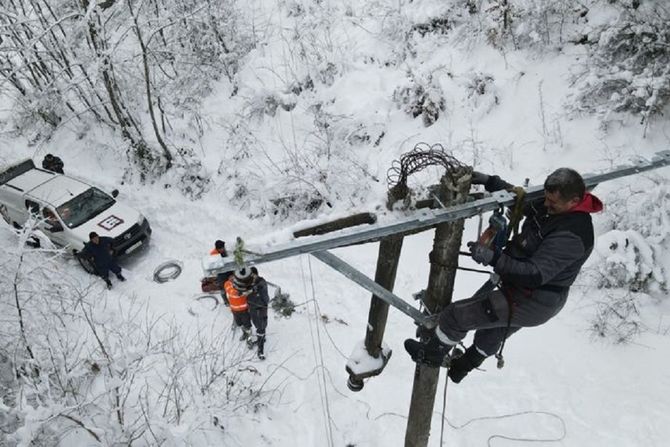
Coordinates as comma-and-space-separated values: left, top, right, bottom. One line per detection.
233, 267, 253, 290
214, 240, 225, 250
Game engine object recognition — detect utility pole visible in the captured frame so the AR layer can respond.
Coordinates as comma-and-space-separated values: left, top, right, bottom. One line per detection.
347, 184, 408, 390
363, 233, 403, 357
405, 169, 471, 447
365, 184, 409, 358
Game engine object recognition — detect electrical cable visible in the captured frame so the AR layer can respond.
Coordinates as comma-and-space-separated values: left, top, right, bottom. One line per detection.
307, 255, 336, 447
439, 373, 567, 446
439, 370, 449, 446
187, 293, 219, 316
310, 299, 349, 360
153, 260, 183, 283
299, 256, 335, 447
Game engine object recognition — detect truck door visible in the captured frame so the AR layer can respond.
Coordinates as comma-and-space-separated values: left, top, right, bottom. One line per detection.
41, 206, 68, 247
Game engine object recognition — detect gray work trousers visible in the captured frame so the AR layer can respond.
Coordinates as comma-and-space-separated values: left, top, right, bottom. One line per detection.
438, 286, 569, 356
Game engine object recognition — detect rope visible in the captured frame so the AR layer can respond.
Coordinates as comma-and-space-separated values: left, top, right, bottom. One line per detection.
299, 256, 335, 447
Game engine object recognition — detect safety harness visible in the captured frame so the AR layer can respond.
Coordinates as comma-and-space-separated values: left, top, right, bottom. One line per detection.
462, 186, 527, 369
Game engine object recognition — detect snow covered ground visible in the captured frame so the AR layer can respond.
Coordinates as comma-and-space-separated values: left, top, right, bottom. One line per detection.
1, 1, 670, 446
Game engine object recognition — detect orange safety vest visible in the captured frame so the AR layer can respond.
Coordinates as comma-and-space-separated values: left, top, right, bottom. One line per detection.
210, 247, 228, 256
224, 278, 248, 313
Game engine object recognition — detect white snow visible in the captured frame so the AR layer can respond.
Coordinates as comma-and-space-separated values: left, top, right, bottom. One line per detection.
1, 1, 670, 446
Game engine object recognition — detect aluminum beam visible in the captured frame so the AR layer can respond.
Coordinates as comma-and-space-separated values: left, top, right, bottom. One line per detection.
310, 250, 436, 327
203, 189, 518, 275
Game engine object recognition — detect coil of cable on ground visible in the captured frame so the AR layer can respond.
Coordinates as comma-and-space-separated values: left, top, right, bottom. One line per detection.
153, 260, 183, 283
188, 293, 220, 316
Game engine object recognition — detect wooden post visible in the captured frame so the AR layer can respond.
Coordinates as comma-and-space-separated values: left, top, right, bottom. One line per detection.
362, 186, 408, 358
405, 168, 471, 447
364, 234, 403, 357
293, 213, 376, 238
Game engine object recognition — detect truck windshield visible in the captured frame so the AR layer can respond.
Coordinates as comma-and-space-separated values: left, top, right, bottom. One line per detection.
56, 187, 115, 228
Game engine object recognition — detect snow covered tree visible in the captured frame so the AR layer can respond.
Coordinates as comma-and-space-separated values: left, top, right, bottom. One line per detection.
0, 223, 270, 445
571, 2, 670, 124
0, 0, 251, 187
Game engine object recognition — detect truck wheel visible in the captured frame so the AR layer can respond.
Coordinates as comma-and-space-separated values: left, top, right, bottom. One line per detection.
75, 251, 96, 274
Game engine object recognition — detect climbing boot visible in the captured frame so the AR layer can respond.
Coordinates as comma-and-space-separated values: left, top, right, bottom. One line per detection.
246, 334, 257, 349
404, 331, 456, 368
104, 278, 113, 290
116, 273, 126, 281
448, 345, 487, 383
239, 327, 251, 342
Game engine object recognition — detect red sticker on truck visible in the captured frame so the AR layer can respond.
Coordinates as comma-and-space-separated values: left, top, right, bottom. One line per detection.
98, 215, 124, 231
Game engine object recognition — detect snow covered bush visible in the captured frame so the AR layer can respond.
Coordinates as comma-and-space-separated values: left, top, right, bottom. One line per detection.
449, 0, 586, 50
571, 3, 670, 122
246, 91, 298, 119
585, 176, 669, 342
593, 230, 664, 292
589, 291, 642, 344
465, 72, 500, 116
393, 74, 446, 127
170, 148, 212, 200
591, 180, 669, 294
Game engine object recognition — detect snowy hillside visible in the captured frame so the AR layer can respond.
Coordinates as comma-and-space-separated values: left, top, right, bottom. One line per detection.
1, 0, 670, 446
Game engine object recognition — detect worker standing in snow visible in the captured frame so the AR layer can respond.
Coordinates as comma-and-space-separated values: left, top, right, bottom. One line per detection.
405, 168, 603, 383
247, 266, 270, 360
210, 240, 232, 306
224, 268, 253, 342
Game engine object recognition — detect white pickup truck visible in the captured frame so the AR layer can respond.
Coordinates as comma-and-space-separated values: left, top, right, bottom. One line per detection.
0, 159, 151, 272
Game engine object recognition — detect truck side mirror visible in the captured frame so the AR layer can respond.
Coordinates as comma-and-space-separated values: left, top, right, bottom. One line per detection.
111, 189, 119, 198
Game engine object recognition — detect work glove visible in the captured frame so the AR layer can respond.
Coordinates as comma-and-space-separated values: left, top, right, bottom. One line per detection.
467, 241, 500, 266
470, 171, 490, 185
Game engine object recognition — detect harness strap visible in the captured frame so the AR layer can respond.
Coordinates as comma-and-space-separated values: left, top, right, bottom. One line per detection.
493, 187, 526, 368
495, 285, 515, 369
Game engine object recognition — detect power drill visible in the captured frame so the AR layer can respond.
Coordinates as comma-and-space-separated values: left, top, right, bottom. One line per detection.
477, 208, 508, 252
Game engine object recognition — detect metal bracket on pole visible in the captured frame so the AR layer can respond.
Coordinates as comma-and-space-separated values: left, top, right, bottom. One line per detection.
310, 250, 436, 328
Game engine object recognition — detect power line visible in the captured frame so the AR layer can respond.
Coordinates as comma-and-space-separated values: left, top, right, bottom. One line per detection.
308, 256, 336, 447
299, 256, 335, 447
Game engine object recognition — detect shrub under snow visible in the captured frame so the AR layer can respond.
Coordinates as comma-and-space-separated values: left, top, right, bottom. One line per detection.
585, 178, 669, 342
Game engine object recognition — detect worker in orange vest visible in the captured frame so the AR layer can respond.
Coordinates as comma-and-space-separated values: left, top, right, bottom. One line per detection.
210, 240, 232, 306
224, 268, 253, 341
